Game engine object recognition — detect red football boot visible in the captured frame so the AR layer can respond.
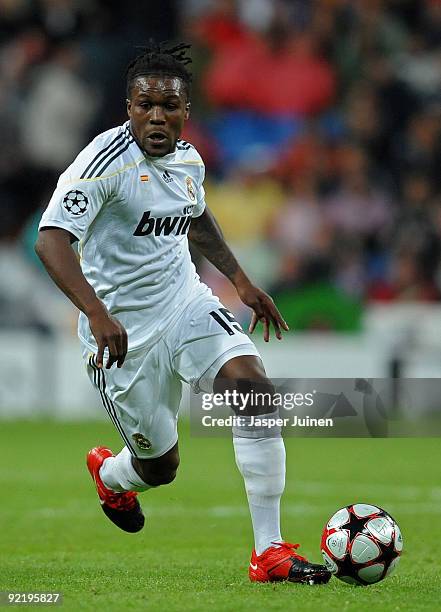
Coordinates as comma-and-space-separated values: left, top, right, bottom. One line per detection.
86, 446, 145, 533
249, 542, 331, 584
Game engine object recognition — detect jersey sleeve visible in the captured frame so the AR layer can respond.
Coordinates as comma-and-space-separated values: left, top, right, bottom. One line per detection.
191, 161, 206, 218
39, 174, 113, 241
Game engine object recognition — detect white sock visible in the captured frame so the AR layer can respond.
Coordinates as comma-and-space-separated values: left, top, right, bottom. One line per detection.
99, 446, 152, 492
233, 436, 286, 556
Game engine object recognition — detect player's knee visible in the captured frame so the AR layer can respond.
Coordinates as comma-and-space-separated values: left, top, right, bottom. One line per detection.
216, 355, 268, 384
138, 466, 178, 487
247, 376, 276, 416
153, 467, 178, 486
215, 356, 276, 416
140, 469, 177, 486
151, 457, 179, 485
133, 454, 180, 487
236, 377, 276, 416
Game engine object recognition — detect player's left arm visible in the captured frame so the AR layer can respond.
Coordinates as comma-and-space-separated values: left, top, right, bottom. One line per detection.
188, 207, 289, 341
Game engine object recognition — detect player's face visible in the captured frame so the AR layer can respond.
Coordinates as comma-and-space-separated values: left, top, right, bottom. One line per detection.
127, 76, 190, 157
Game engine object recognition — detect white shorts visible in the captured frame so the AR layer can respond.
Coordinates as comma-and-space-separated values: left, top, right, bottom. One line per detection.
83, 291, 260, 458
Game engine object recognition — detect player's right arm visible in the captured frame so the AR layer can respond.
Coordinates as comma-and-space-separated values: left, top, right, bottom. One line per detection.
34, 147, 127, 369
35, 228, 127, 369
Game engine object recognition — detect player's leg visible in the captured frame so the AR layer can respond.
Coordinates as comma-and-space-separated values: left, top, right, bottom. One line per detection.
168, 286, 330, 583
84, 342, 182, 532
131, 442, 180, 486
86, 445, 146, 533
215, 353, 331, 584
87, 442, 180, 533
215, 354, 285, 551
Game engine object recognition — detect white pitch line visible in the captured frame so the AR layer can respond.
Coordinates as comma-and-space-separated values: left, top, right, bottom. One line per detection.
27, 501, 441, 521
293, 481, 441, 501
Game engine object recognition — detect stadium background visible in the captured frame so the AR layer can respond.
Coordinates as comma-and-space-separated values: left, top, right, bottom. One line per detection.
0, 2, 440, 610
2, 0, 441, 415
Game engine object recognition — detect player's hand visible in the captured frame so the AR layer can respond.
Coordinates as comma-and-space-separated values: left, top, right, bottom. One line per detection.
88, 305, 128, 369
236, 282, 289, 342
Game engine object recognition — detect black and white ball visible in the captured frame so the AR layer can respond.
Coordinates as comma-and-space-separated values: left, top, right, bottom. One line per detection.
321, 504, 403, 585
63, 190, 88, 216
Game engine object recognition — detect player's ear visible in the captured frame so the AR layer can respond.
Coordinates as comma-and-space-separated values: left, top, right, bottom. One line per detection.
184, 102, 191, 121
126, 98, 132, 117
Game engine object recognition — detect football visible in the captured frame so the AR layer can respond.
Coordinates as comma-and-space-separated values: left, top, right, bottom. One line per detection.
321, 503, 403, 585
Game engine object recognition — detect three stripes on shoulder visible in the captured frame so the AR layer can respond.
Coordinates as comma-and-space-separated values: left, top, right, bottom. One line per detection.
80, 129, 193, 180
80, 127, 134, 180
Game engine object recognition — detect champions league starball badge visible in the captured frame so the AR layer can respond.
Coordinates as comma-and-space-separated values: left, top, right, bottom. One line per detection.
63, 190, 89, 216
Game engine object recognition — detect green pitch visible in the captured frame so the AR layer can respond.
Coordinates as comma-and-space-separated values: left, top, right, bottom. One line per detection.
0, 420, 439, 611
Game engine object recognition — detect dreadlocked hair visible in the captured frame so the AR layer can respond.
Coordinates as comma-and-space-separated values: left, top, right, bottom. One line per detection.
126, 41, 192, 99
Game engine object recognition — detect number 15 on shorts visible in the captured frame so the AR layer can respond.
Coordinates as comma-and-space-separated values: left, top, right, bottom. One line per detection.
209, 308, 245, 336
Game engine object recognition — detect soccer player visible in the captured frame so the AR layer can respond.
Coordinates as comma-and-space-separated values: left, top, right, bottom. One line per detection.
35, 42, 330, 585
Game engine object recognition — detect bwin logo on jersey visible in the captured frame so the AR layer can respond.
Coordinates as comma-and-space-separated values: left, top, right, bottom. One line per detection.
133, 210, 192, 236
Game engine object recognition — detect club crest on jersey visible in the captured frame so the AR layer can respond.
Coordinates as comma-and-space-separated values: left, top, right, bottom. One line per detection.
133, 210, 192, 236
63, 189, 88, 217
186, 176, 196, 202
132, 433, 152, 450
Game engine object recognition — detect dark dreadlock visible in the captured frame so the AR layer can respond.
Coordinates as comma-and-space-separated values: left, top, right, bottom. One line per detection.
126, 41, 192, 99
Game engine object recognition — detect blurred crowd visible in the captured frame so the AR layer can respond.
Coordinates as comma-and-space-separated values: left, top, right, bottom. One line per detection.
2, 0, 441, 332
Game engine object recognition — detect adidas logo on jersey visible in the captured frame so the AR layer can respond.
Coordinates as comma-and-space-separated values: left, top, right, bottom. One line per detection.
133, 210, 192, 237
176, 139, 192, 151
162, 170, 173, 183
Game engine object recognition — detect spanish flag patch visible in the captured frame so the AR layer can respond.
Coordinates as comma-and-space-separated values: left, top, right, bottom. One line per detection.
140, 175, 149, 182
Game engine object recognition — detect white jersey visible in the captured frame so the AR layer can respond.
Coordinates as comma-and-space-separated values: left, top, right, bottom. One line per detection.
39, 121, 207, 351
